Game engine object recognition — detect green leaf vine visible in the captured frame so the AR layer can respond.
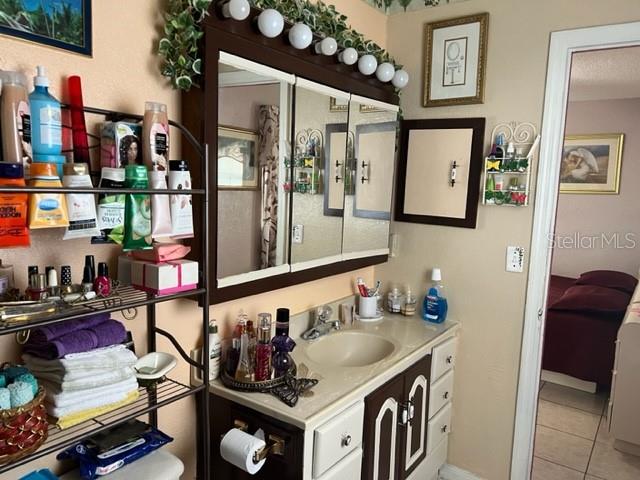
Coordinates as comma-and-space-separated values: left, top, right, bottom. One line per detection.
159, 0, 399, 91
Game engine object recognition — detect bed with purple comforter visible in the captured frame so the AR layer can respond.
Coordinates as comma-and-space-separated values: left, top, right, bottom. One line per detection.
542, 270, 638, 388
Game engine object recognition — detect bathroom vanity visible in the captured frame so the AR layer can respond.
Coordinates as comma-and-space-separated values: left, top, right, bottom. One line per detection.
209, 315, 459, 480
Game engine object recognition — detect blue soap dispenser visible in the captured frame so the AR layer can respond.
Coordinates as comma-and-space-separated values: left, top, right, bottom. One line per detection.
29, 66, 62, 156
422, 268, 448, 323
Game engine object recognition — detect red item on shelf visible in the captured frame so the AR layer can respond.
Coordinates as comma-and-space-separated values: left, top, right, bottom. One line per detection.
68, 75, 90, 165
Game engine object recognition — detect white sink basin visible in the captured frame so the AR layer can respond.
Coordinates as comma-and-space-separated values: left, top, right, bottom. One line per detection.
305, 331, 395, 367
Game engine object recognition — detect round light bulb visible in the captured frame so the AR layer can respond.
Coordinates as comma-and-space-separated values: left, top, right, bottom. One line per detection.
376, 62, 395, 83
314, 37, 338, 56
288, 23, 313, 50
338, 47, 358, 66
222, 0, 250, 21
358, 54, 378, 76
392, 69, 409, 89
257, 9, 284, 38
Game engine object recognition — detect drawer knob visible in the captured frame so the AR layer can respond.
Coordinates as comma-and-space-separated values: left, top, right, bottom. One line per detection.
341, 434, 352, 447
443, 391, 450, 400
446, 355, 453, 364
441, 424, 448, 433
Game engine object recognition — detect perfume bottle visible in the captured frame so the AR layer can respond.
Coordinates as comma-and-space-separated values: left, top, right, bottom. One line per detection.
271, 308, 296, 378
246, 320, 257, 381
235, 321, 254, 382
255, 313, 273, 381
225, 312, 245, 376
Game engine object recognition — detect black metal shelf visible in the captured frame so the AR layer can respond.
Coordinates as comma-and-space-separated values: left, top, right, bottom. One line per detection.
0, 379, 205, 474
0, 186, 205, 195
0, 285, 206, 335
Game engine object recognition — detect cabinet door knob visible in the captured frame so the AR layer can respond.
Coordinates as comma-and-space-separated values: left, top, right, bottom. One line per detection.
446, 355, 454, 364
341, 434, 352, 447
443, 391, 450, 400
441, 424, 448, 433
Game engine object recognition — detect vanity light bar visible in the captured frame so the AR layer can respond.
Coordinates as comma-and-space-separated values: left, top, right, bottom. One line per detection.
295, 77, 350, 101
219, 51, 295, 84
351, 94, 400, 113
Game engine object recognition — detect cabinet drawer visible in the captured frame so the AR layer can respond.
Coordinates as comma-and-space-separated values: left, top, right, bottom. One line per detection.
429, 369, 454, 419
316, 448, 362, 480
313, 402, 364, 478
431, 337, 457, 382
426, 402, 452, 456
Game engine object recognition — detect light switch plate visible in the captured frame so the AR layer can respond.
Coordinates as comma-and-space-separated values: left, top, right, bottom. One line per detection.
293, 224, 304, 244
506, 246, 525, 273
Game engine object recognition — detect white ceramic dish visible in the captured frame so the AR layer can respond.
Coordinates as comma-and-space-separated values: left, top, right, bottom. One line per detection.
135, 352, 177, 380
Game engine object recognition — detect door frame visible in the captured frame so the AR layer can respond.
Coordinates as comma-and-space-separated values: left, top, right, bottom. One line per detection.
511, 21, 640, 480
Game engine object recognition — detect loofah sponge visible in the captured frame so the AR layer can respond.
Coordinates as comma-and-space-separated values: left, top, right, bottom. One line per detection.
15, 373, 38, 396
8, 381, 34, 408
0, 388, 9, 409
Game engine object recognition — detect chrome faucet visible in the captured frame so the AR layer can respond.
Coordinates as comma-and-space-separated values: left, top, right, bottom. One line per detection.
301, 305, 341, 341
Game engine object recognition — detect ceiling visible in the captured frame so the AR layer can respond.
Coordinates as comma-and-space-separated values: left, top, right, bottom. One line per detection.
569, 46, 640, 101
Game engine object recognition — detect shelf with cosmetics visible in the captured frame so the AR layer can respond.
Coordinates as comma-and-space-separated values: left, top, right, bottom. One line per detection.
481, 122, 540, 207
0, 104, 211, 477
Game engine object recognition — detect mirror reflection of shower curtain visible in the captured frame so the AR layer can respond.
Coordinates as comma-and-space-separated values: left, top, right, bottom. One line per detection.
259, 105, 280, 269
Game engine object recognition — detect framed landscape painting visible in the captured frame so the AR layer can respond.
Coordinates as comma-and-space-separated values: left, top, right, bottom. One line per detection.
218, 126, 260, 190
0, 0, 92, 56
560, 134, 625, 194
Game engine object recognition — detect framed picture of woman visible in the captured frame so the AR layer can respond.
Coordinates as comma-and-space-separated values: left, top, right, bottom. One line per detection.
218, 126, 260, 190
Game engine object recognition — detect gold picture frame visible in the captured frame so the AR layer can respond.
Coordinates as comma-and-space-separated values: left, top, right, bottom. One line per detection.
329, 97, 348, 112
217, 126, 260, 190
560, 134, 624, 194
423, 13, 489, 107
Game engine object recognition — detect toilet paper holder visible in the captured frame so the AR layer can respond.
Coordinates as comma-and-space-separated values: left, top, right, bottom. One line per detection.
232, 419, 286, 464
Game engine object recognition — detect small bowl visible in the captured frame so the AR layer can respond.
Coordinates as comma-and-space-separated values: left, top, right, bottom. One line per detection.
135, 352, 177, 382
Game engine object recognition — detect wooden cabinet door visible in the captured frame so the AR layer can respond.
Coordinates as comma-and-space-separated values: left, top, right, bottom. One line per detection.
399, 356, 431, 480
362, 374, 404, 480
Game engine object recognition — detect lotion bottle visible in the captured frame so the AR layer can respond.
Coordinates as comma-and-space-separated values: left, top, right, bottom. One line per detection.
207, 320, 221, 381
29, 66, 62, 156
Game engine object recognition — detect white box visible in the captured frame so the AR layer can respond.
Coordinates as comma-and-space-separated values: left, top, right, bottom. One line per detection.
131, 259, 198, 295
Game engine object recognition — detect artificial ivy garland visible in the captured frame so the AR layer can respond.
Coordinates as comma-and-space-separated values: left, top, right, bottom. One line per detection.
159, 0, 398, 91
370, 0, 441, 11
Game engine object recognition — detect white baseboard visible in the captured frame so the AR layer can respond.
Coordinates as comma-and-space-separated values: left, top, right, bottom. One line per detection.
439, 464, 484, 480
541, 369, 597, 393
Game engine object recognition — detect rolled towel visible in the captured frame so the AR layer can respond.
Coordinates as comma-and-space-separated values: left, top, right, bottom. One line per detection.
0, 374, 5, 388
28, 313, 110, 344
23, 329, 98, 360
90, 319, 127, 348
9, 381, 34, 408
0, 388, 9, 409
15, 373, 38, 396
3, 366, 29, 381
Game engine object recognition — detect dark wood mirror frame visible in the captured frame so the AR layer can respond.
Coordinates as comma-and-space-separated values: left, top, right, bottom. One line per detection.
182, 6, 399, 305
394, 118, 485, 229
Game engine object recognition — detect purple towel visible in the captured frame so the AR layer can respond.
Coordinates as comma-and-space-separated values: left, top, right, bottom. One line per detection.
90, 320, 127, 349
29, 313, 110, 344
24, 330, 98, 360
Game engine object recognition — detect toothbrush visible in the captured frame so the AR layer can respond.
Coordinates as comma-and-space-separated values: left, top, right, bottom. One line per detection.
368, 281, 381, 298
356, 277, 369, 297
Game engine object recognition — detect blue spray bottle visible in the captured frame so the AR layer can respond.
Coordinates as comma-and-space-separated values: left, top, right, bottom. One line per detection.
422, 268, 448, 323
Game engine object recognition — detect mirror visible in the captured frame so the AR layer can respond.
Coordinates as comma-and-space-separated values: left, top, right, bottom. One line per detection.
290, 81, 349, 268
342, 99, 399, 257
216, 55, 293, 285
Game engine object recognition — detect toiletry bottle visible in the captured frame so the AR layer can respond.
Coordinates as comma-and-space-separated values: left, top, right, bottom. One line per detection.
123, 165, 152, 251
63, 163, 100, 240
271, 308, 296, 378
28, 163, 69, 229
0, 261, 15, 289
0, 71, 31, 167
235, 321, 254, 382
0, 163, 30, 248
26, 273, 47, 301
423, 268, 448, 324
93, 167, 126, 244
29, 66, 62, 156
255, 313, 273, 381
402, 287, 417, 316
387, 287, 403, 314
81, 265, 94, 294
27, 266, 38, 288
246, 320, 257, 381
207, 320, 221, 381
168, 160, 194, 239
226, 312, 246, 377
94, 262, 111, 296
142, 102, 169, 172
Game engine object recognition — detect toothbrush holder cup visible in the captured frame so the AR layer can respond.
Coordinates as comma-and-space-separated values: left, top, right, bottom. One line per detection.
359, 295, 381, 319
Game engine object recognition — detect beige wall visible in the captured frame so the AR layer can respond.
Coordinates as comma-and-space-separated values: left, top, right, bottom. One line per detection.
553, 98, 640, 278
323, 0, 388, 47
379, 1, 640, 479
0, 1, 380, 479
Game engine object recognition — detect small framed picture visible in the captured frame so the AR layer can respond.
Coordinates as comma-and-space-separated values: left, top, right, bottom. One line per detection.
0, 0, 92, 56
423, 13, 489, 107
560, 134, 625, 194
217, 126, 260, 190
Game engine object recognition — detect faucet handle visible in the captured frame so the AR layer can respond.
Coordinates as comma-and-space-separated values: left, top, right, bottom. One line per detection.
316, 305, 333, 323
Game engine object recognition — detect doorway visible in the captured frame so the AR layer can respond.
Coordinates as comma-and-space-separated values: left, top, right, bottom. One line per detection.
511, 21, 640, 480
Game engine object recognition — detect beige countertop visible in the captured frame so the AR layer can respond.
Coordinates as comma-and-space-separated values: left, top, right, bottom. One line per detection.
209, 314, 459, 429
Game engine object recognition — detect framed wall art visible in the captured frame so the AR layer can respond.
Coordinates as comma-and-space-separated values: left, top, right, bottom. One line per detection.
560, 134, 624, 194
0, 0, 92, 56
218, 126, 260, 190
423, 12, 489, 107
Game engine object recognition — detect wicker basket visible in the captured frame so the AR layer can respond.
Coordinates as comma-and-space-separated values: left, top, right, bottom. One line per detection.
0, 386, 48, 466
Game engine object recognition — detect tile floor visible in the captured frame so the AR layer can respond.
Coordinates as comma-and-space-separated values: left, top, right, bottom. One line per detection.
532, 382, 640, 480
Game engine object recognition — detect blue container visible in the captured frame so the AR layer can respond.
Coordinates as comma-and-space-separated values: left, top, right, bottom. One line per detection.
29, 66, 62, 156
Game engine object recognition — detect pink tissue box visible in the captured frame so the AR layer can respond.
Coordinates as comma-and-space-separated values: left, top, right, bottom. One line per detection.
131, 259, 199, 295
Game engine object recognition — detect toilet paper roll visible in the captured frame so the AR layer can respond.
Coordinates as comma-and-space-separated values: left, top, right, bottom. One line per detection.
220, 428, 267, 474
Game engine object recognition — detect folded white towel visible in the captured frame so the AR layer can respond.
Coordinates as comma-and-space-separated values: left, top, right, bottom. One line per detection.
43, 376, 139, 408
32, 367, 135, 392
46, 385, 139, 419
23, 345, 137, 374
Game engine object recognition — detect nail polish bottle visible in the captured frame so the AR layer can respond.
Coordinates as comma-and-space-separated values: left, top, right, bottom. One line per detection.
47, 268, 60, 300
94, 262, 111, 296
82, 265, 94, 294
27, 266, 38, 287
60, 265, 72, 286
84, 255, 95, 282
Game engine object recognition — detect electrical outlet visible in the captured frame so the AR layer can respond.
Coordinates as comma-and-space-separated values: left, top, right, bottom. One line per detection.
506, 246, 525, 273
293, 224, 304, 244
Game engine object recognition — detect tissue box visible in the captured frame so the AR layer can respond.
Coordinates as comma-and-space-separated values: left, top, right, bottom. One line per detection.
118, 254, 134, 285
131, 260, 198, 295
